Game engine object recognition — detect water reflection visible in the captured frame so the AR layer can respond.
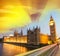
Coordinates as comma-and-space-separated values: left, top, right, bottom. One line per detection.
0, 43, 37, 56
0, 43, 3, 56
2, 43, 27, 56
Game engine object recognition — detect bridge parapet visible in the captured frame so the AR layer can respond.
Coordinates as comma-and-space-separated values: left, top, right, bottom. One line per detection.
16, 43, 59, 56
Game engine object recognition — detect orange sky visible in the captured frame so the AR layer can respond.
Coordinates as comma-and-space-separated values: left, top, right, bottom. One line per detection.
0, 0, 48, 33
0, 0, 60, 33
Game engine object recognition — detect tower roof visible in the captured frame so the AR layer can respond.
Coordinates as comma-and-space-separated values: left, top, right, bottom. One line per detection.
14, 30, 18, 33
51, 16, 53, 18
20, 29, 23, 36
50, 16, 54, 21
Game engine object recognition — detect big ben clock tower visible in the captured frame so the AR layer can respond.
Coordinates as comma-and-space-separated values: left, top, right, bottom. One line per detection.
49, 16, 56, 43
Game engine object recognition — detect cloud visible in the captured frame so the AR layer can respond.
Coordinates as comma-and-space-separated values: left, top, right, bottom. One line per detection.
30, 12, 40, 21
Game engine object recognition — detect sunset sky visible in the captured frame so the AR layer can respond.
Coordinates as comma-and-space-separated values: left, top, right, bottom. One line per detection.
0, 0, 60, 38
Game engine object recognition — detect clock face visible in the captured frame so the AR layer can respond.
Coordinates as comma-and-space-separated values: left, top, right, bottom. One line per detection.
49, 21, 54, 26
50, 22, 54, 26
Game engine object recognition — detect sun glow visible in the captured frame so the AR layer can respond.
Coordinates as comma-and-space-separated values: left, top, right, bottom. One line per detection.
0, 5, 31, 32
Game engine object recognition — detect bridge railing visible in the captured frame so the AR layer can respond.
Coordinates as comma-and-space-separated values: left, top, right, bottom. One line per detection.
15, 43, 59, 56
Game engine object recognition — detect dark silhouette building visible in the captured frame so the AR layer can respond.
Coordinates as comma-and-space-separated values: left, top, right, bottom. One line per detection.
14, 30, 18, 37
49, 16, 56, 43
20, 29, 23, 36
27, 26, 40, 45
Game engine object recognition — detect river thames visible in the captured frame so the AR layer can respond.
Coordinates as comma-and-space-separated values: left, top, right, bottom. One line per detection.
0, 43, 36, 56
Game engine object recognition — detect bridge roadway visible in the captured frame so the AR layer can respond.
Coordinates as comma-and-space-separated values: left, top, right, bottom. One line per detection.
25, 45, 53, 56
26, 44, 56, 56
55, 45, 60, 56
16, 44, 58, 56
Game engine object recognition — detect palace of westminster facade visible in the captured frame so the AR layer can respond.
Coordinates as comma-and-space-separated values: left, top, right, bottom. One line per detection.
3, 16, 57, 45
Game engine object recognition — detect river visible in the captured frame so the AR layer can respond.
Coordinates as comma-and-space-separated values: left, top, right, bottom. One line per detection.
0, 43, 36, 56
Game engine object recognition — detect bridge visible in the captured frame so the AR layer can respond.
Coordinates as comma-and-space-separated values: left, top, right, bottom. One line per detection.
15, 43, 60, 56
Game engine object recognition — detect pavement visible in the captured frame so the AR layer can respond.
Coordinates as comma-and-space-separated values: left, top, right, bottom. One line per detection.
55, 45, 60, 56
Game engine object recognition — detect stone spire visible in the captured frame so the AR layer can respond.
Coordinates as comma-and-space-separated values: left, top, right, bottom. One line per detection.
20, 29, 23, 36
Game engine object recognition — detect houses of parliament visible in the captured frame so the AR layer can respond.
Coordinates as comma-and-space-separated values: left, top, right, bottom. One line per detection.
3, 16, 57, 45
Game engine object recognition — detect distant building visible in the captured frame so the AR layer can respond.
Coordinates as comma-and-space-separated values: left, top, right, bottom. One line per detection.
49, 16, 56, 43
20, 29, 23, 36
3, 30, 49, 45
14, 30, 23, 37
14, 30, 18, 37
27, 26, 40, 45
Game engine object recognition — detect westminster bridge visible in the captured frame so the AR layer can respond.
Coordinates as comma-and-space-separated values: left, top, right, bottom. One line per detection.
16, 43, 59, 56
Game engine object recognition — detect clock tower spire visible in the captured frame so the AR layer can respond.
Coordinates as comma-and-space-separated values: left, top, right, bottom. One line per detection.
49, 16, 56, 43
